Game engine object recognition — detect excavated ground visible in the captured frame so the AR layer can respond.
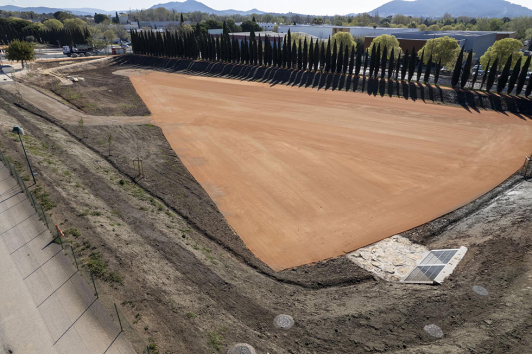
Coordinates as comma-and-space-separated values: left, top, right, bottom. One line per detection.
0, 58, 531, 353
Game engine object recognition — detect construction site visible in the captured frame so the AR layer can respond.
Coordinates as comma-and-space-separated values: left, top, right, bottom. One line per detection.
0, 55, 531, 354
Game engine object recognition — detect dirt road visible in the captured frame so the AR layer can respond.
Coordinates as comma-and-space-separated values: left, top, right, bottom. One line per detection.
130, 72, 532, 271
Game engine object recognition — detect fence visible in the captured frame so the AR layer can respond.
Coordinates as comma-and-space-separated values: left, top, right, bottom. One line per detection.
0, 148, 148, 354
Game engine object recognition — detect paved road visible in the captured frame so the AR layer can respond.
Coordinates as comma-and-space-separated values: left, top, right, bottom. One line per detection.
0, 165, 135, 354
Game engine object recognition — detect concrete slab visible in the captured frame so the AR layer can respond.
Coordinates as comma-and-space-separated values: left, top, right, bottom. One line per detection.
0, 165, 135, 354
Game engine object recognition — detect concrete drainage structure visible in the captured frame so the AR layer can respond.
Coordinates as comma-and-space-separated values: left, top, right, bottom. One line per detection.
347, 235, 428, 281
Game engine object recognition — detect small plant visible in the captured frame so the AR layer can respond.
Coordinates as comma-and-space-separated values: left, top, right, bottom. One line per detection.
144, 325, 149, 331
207, 331, 224, 351
78, 117, 85, 138
107, 132, 112, 156
186, 312, 197, 319
65, 227, 81, 237
147, 337, 159, 353
90, 211, 102, 216
33, 185, 56, 211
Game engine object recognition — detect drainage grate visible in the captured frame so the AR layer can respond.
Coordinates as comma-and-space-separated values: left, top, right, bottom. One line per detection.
402, 247, 467, 284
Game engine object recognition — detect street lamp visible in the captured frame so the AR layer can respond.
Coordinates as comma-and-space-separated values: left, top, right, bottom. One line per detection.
12, 126, 37, 185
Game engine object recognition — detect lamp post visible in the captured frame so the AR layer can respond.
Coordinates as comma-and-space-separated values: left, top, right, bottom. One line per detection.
12, 126, 37, 185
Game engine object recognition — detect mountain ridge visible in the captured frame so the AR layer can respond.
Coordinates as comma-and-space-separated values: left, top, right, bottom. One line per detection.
149, 0, 265, 16
363, 0, 532, 18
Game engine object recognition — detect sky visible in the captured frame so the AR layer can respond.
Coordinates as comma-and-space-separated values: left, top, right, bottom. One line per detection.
1, 0, 531, 15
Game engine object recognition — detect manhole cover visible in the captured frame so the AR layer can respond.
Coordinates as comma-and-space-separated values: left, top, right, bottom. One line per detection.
273, 314, 295, 330
424, 324, 444, 338
227, 343, 256, 354
473, 285, 488, 296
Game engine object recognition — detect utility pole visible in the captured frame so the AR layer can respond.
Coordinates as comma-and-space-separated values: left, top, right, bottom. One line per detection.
13, 126, 36, 185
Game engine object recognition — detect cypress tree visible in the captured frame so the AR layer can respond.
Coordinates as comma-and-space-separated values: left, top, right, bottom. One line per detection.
460, 49, 473, 89
342, 45, 349, 74
258, 34, 263, 66
497, 55, 513, 93
354, 47, 362, 76
272, 37, 278, 67
277, 36, 282, 67
401, 49, 409, 81
451, 46, 464, 88
507, 57, 522, 95
336, 43, 343, 74
325, 39, 331, 72
480, 58, 491, 90
423, 55, 432, 84
374, 44, 381, 78
486, 58, 499, 92
287, 29, 292, 66
395, 53, 401, 80
363, 51, 369, 77
298, 38, 303, 70
416, 48, 424, 83
282, 35, 287, 68
407, 46, 417, 82
387, 47, 395, 80
316, 41, 322, 71
291, 41, 297, 69
331, 40, 338, 73
369, 45, 376, 77
303, 38, 308, 71
434, 58, 442, 85
308, 39, 314, 71
525, 72, 532, 97
281, 36, 288, 68
516, 56, 531, 96
470, 60, 481, 90
349, 45, 355, 75
381, 45, 388, 79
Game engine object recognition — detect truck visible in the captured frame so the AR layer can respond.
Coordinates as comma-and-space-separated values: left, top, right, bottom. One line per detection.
62, 44, 92, 58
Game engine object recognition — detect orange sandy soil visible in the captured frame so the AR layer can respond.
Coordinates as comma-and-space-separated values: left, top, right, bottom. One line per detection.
130, 72, 532, 271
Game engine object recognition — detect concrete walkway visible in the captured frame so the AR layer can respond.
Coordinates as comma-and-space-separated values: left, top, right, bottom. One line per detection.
0, 165, 135, 354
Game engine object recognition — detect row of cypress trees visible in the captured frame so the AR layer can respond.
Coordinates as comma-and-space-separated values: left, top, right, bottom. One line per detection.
451, 46, 532, 96
130, 28, 532, 97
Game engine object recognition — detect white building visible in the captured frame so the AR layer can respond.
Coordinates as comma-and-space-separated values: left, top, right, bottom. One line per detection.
277, 25, 418, 39
258, 23, 276, 31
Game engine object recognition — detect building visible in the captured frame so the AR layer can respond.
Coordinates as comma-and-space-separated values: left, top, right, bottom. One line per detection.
258, 23, 276, 31
211, 31, 285, 46
277, 24, 418, 40
365, 31, 515, 58
138, 21, 191, 29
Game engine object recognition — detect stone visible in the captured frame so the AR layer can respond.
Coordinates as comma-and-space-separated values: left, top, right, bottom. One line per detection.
423, 324, 444, 338
273, 314, 295, 330
397, 267, 411, 275
227, 343, 256, 354
392, 257, 405, 266
371, 261, 382, 268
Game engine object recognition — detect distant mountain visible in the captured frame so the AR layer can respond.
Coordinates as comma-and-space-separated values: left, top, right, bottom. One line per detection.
149, 0, 265, 16
363, 0, 532, 18
0, 5, 113, 16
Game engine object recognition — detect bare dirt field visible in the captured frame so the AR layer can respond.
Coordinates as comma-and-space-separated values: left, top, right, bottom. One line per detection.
130, 71, 532, 271
22, 59, 151, 117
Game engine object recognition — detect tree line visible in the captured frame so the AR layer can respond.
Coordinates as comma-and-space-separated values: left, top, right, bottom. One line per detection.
130, 28, 531, 97
0, 17, 90, 46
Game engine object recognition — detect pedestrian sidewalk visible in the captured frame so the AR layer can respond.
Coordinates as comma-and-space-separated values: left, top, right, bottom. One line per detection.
0, 164, 135, 354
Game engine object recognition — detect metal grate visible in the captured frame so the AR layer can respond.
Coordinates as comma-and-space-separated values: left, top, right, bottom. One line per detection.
403, 265, 445, 283
420, 250, 458, 265
402, 248, 466, 284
